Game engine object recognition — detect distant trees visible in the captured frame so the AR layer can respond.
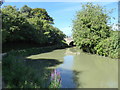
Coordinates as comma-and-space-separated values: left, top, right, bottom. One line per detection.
72, 3, 119, 58
2, 5, 66, 45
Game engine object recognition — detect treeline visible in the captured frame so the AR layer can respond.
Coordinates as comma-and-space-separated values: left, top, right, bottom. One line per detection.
2, 5, 66, 45
73, 3, 120, 59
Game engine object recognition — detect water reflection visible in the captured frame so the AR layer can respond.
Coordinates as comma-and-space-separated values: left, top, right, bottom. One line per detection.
57, 55, 76, 88
26, 47, 118, 88
57, 47, 118, 88
57, 68, 76, 88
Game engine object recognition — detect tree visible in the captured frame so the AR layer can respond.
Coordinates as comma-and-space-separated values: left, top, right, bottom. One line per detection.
31, 8, 54, 24
20, 5, 32, 18
2, 5, 66, 46
72, 3, 110, 53
20, 5, 32, 13
2, 5, 34, 42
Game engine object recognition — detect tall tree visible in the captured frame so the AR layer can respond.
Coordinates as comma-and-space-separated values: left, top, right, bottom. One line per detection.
31, 8, 54, 24
2, 5, 34, 42
20, 5, 32, 13
72, 3, 110, 53
2, 5, 65, 45
20, 5, 32, 17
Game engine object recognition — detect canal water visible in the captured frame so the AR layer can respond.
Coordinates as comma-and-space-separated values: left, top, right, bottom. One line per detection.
27, 47, 118, 88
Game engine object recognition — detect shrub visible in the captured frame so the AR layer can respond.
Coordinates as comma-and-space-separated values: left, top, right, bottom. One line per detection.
95, 31, 120, 58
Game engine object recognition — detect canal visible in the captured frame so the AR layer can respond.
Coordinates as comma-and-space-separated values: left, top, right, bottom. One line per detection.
27, 47, 118, 88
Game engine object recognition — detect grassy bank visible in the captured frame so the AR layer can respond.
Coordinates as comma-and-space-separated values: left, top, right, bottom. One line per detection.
2, 44, 68, 88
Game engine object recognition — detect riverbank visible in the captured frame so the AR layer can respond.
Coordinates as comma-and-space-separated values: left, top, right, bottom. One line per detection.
2, 44, 68, 88
2, 45, 118, 88
24, 47, 118, 88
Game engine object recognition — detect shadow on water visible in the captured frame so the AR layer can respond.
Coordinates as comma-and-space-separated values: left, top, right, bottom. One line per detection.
3, 46, 118, 88
25, 58, 63, 68
24, 47, 118, 88
24, 58, 63, 87
25, 55, 83, 88
73, 70, 83, 88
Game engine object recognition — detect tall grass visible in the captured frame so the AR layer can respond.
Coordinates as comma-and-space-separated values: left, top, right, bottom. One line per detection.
2, 44, 66, 88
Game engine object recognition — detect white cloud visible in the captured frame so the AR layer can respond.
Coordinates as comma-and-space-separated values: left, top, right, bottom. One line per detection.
5, 0, 118, 2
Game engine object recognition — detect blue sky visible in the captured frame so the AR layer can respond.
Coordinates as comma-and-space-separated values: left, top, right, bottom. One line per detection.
2, 2, 118, 36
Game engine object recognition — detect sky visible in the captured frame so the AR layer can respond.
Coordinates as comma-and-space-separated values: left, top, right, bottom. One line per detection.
2, 1, 118, 36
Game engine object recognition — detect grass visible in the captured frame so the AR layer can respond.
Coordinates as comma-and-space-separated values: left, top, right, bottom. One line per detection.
2, 44, 67, 88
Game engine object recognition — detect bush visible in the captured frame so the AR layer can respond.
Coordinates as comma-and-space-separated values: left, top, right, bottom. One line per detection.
95, 31, 120, 58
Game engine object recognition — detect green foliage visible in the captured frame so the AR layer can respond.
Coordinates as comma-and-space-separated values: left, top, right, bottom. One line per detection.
3, 54, 41, 88
95, 31, 120, 58
2, 5, 34, 42
20, 5, 32, 13
72, 3, 110, 53
27, 17, 65, 44
2, 5, 67, 88
20, 5, 32, 18
31, 8, 54, 24
72, 3, 119, 58
42, 24, 66, 44
3, 45, 66, 88
2, 5, 65, 45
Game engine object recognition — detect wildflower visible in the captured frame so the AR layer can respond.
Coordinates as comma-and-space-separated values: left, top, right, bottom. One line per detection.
49, 69, 62, 88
